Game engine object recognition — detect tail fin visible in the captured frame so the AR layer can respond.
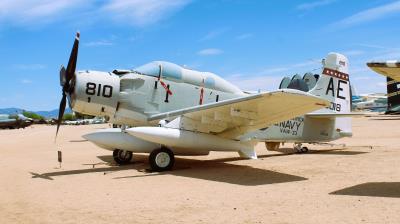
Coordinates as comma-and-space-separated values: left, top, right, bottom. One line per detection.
309, 52, 351, 114
386, 77, 400, 114
308, 52, 352, 136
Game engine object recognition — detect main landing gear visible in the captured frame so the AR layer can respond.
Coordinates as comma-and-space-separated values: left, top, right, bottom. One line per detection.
113, 149, 133, 165
149, 147, 175, 172
112, 147, 175, 172
294, 143, 309, 153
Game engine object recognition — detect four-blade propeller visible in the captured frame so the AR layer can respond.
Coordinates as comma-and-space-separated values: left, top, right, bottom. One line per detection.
56, 32, 80, 139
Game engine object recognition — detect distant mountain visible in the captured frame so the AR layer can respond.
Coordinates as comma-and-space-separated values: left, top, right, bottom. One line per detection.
35, 108, 73, 118
0, 107, 72, 118
0, 108, 24, 114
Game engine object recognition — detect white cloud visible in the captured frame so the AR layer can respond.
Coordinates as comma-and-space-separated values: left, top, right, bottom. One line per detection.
21, 79, 32, 84
369, 50, 400, 61
296, 0, 336, 10
355, 43, 390, 50
260, 59, 321, 76
235, 33, 253, 40
0, 0, 191, 27
261, 67, 289, 74
84, 40, 114, 47
199, 28, 229, 41
0, 0, 90, 25
224, 59, 322, 91
101, 0, 191, 26
331, 1, 400, 29
197, 48, 223, 56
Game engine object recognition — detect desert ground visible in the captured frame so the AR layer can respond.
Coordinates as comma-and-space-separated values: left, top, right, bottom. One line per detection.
1, 116, 400, 224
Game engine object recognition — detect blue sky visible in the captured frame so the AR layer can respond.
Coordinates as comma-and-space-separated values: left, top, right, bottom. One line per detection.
1, 0, 400, 110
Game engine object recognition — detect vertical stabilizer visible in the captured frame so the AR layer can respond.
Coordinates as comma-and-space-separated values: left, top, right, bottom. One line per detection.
309, 52, 351, 135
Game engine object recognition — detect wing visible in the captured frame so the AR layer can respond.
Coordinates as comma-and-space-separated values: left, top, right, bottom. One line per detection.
149, 89, 329, 139
367, 61, 400, 81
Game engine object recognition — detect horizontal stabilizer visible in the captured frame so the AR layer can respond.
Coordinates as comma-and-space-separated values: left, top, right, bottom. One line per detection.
367, 61, 400, 82
306, 112, 365, 118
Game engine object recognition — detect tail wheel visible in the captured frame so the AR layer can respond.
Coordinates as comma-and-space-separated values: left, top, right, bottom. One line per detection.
301, 147, 309, 153
149, 147, 175, 172
113, 149, 133, 165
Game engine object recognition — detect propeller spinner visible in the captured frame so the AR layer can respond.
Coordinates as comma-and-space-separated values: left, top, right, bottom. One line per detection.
56, 32, 80, 138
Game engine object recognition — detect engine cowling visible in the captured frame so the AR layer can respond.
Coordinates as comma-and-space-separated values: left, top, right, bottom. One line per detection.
70, 71, 120, 117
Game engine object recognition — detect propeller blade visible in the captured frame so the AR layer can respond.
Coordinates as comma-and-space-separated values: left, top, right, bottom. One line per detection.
56, 32, 80, 139
65, 32, 80, 85
59, 66, 66, 86
55, 93, 67, 139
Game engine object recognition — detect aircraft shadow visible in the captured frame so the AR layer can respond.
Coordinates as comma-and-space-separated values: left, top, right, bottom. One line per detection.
330, 182, 400, 198
262, 148, 369, 156
369, 117, 400, 120
69, 140, 88, 142
113, 155, 307, 186
306, 149, 368, 155
30, 165, 135, 181
30, 147, 367, 184
31, 154, 307, 186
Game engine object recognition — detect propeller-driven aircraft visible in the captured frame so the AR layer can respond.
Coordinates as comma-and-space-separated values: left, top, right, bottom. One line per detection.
0, 114, 33, 129
56, 33, 331, 171
243, 53, 360, 152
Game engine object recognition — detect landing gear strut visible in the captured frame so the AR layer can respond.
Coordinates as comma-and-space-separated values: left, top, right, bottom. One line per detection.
149, 147, 175, 172
113, 149, 133, 165
294, 143, 309, 153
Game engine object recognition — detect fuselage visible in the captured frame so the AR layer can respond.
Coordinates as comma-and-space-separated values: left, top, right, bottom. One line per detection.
70, 61, 247, 126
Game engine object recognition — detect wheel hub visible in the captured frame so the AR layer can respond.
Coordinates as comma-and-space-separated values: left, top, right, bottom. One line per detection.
155, 152, 170, 168
117, 150, 131, 161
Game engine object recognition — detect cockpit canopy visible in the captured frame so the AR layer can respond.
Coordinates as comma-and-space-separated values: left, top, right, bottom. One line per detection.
135, 61, 183, 81
128, 61, 243, 94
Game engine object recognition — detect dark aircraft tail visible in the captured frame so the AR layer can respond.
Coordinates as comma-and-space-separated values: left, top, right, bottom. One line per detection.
386, 77, 400, 114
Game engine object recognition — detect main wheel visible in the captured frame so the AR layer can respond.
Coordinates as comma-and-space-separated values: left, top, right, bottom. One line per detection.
149, 147, 175, 172
112, 149, 133, 165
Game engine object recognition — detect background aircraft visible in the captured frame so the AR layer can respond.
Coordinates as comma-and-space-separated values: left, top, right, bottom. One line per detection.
243, 53, 358, 152
0, 114, 33, 129
367, 61, 400, 114
353, 96, 387, 112
56, 33, 329, 171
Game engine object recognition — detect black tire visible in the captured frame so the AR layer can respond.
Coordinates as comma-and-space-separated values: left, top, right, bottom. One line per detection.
149, 147, 175, 172
112, 149, 133, 165
301, 147, 309, 153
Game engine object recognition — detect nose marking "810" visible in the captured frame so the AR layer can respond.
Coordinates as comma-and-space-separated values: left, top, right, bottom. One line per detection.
86, 82, 113, 98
